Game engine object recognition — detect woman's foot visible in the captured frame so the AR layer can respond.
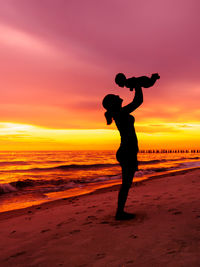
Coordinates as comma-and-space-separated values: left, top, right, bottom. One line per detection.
115, 211, 135, 220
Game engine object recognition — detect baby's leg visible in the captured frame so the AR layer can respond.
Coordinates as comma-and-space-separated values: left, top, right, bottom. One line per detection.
151, 73, 160, 80
139, 73, 160, 88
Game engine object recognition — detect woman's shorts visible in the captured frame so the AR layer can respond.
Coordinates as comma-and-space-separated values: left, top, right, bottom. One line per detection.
116, 146, 138, 171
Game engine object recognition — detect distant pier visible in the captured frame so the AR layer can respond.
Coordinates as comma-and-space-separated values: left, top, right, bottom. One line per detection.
139, 149, 200, 153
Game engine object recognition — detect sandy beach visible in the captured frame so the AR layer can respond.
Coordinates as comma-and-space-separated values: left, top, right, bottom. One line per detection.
0, 168, 200, 267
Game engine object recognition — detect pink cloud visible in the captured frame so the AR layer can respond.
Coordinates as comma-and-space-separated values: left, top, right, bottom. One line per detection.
0, 0, 200, 128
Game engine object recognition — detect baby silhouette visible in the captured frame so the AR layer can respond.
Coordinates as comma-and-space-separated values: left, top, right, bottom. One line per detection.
115, 73, 160, 91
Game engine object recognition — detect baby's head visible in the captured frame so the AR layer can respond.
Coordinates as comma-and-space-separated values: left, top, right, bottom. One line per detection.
115, 73, 126, 87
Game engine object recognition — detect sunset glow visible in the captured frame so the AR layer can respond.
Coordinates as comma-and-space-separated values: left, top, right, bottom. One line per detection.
0, 122, 199, 150
0, 1, 200, 150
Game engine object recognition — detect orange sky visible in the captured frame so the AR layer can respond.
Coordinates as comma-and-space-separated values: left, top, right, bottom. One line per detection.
0, 1, 200, 150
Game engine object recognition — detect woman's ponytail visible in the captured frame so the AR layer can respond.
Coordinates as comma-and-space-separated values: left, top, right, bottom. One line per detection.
102, 94, 118, 125
104, 111, 113, 125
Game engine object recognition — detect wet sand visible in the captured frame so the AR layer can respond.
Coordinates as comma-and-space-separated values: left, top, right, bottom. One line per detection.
0, 168, 200, 266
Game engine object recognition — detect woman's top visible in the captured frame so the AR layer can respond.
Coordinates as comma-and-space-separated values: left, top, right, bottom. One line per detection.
113, 110, 138, 153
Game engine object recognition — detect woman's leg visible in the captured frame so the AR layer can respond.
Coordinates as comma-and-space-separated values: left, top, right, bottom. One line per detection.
116, 164, 135, 217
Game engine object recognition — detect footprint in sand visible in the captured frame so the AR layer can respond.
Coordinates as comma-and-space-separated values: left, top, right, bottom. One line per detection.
172, 211, 182, 215
166, 250, 177, 254
95, 253, 106, 260
100, 221, 109, 224
82, 221, 92, 225
126, 260, 134, 264
129, 234, 138, 239
69, 229, 80, 234
87, 215, 97, 220
9, 251, 26, 258
167, 209, 182, 215
57, 221, 68, 227
75, 211, 80, 214
41, 229, 51, 233
168, 208, 176, 212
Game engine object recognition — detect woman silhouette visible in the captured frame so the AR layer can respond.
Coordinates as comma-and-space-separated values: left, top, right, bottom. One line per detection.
102, 86, 143, 220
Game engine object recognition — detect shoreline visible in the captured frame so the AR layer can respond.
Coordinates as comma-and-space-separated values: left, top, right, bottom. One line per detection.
1, 166, 200, 220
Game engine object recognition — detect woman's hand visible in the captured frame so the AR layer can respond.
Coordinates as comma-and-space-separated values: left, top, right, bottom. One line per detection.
122, 86, 143, 113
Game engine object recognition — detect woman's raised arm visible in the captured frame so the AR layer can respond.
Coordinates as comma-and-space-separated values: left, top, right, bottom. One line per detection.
122, 86, 143, 113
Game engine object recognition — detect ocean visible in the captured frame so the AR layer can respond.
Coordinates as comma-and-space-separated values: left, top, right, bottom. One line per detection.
0, 150, 200, 212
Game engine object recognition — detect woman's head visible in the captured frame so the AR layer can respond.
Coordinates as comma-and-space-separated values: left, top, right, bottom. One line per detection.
115, 73, 126, 87
102, 94, 123, 125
